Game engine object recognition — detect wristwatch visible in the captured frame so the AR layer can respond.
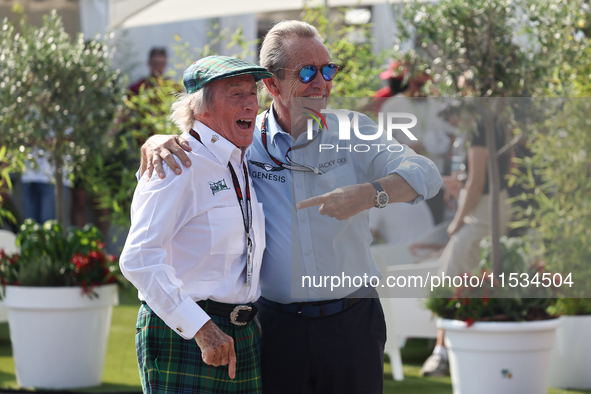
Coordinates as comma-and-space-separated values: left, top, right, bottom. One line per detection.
371, 181, 388, 209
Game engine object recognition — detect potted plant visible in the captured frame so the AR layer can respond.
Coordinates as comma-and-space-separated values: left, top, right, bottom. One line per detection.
511, 98, 591, 389
0, 219, 120, 389
425, 236, 560, 394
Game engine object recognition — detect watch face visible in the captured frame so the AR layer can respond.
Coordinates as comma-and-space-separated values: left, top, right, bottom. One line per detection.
378, 192, 388, 207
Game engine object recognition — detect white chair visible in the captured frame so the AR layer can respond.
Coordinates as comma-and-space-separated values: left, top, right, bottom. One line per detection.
371, 222, 451, 380
0, 229, 19, 323
0, 229, 18, 254
373, 244, 405, 381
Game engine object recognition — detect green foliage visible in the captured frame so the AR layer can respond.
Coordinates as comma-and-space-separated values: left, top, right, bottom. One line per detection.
0, 145, 24, 226
0, 219, 120, 295
425, 236, 557, 323
510, 99, 591, 310
0, 11, 123, 226
550, 298, 591, 316
395, 0, 586, 273
302, 6, 387, 97
395, 0, 585, 97
425, 292, 555, 324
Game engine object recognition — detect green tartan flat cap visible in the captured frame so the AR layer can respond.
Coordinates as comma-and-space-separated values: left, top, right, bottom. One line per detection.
183, 56, 273, 94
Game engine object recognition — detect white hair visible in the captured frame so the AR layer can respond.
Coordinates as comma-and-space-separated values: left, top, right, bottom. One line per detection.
260, 20, 324, 79
170, 85, 214, 133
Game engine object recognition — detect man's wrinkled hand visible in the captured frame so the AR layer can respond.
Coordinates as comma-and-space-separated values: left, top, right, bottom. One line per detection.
296, 184, 374, 221
140, 134, 192, 180
194, 320, 237, 379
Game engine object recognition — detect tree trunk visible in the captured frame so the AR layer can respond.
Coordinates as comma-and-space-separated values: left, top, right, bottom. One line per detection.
53, 134, 65, 228
482, 106, 502, 274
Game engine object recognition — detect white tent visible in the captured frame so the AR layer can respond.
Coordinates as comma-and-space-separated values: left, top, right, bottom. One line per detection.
79, 0, 403, 83
110, 0, 394, 30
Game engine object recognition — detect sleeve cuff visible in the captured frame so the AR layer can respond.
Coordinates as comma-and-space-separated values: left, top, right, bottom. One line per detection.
391, 167, 441, 205
166, 298, 211, 340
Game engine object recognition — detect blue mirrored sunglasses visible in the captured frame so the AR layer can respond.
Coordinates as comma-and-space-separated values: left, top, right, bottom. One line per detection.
275, 63, 340, 83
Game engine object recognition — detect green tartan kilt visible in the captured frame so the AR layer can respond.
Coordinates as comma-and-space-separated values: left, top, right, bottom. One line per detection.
135, 303, 262, 394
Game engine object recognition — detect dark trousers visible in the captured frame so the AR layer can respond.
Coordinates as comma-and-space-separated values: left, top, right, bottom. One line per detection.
255, 296, 386, 394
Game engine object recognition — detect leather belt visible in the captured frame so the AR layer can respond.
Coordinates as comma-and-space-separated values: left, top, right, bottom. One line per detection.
258, 297, 360, 318
197, 300, 258, 326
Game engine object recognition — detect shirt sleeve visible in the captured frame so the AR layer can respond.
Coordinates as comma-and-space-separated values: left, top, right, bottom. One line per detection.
354, 112, 443, 204
120, 156, 210, 340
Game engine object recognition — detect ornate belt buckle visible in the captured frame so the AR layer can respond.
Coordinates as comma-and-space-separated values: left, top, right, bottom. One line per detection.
230, 305, 252, 326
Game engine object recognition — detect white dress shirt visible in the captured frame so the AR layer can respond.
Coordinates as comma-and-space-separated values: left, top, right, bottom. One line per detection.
120, 120, 265, 340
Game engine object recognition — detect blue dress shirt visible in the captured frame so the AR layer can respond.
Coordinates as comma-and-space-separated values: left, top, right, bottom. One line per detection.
247, 104, 442, 303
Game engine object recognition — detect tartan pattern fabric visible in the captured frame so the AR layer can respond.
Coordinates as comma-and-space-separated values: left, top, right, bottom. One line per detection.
135, 303, 262, 394
183, 56, 273, 94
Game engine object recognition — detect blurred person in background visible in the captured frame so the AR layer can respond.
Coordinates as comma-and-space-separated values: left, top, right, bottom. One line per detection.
419, 84, 513, 377
128, 47, 168, 95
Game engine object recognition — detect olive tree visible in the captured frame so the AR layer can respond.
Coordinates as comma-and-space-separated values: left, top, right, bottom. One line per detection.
0, 11, 122, 227
396, 0, 585, 272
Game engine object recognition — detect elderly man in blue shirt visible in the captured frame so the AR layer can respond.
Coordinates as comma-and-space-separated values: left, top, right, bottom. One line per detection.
140, 20, 442, 394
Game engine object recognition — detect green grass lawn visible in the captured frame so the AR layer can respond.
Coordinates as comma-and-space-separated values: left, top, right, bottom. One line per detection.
0, 289, 590, 393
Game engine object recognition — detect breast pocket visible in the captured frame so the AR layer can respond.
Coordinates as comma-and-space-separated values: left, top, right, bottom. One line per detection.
208, 206, 247, 255
314, 163, 357, 196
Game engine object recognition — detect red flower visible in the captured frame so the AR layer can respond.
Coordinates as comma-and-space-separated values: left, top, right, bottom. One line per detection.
71, 253, 90, 269
466, 318, 475, 327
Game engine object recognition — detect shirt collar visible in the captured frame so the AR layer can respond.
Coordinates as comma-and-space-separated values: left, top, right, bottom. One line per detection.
187, 120, 243, 167
265, 103, 287, 144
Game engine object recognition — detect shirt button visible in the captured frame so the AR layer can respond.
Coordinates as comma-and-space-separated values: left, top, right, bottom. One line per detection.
300, 217, 306, 222
176, 327, 183, 333
305, 250, 311, 256
296, 182, 302, 188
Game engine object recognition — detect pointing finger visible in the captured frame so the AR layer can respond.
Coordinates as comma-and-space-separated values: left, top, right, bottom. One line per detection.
228, 341, 236, 379
296, 195, 326, 210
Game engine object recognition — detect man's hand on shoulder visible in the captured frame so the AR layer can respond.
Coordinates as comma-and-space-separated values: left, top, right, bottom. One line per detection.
140, 134, 193, 180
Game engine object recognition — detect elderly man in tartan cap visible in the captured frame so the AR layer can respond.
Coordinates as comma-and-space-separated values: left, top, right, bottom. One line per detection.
120, 56, 273, 394
139, 21, 441, 394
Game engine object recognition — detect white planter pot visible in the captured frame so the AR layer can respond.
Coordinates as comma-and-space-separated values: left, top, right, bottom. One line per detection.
438, 318, 561, 394
548, 315, 591, 389
3, 284, 119, 389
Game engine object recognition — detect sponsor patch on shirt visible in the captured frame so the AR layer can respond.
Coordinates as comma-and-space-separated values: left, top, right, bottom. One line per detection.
209, 179, 230, 195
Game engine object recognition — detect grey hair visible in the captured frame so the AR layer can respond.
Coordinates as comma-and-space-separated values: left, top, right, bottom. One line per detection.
260, 20, 324, 79
170, 85, 214, 133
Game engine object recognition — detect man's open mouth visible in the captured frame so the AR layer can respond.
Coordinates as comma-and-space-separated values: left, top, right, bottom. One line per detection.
236, 118, 253, 129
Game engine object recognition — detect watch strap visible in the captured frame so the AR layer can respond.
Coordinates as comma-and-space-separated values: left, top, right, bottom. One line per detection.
371, 181, 384, 193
